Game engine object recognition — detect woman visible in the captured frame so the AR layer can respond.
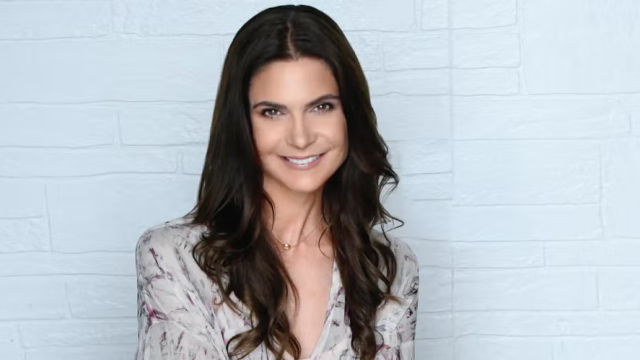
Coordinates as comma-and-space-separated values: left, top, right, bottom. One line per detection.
135, 4, 419, 360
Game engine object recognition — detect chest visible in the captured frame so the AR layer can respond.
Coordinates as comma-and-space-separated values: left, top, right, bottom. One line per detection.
283, 257, 335, 358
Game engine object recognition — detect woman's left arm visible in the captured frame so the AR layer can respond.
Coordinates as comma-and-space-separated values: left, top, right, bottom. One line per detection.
393, 269, 419, 360
378, 238, 420, 359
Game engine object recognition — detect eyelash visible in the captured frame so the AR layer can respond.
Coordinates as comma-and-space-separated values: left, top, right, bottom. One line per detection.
261, 102, 335, 119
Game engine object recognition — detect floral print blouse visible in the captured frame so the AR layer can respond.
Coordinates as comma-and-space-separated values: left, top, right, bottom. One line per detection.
134, 216, 420, 360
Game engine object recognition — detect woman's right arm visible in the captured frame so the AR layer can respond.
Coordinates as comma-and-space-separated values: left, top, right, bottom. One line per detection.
134, 228, 229, 360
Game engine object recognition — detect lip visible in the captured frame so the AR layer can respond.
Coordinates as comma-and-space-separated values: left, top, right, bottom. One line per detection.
280, 152, 325, 170
283, 153, 322, 159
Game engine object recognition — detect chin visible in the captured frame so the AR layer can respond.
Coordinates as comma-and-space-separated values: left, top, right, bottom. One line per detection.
279, 178, 327, 194
267, 167, 332, 194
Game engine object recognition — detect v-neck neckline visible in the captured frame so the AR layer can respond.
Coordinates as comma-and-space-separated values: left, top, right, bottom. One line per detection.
284, 257, 340, 360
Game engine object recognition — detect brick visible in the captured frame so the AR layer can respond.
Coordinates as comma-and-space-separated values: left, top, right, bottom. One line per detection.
457, 336, 553, 360
397, 140, 451, 175
120, 104, 213, 145
382, 32, 449, 70
0, 180, 44, 217
453, 205, 602, 241
0, 345, 23, 360
345, 32, 383, 71
0, 324, 23, 360
454, 268, 597, 310
453, 141, 600, 205
0, 217, 49, 253
546, 239, 640, 267
115, 0, 414, 34
27, 344, 135, 360
455, 311, 640, 336
20, 319, 137, 347
453, 28, 519, 68
416, 312, 452, 339
291, 0, 418, 32
0, 106, 115, 147
0, 252, 134, 276
554, 337, 640, 360
451, 0, 517, 29
420, 267, 452, 312
367, 69, 450, 95
181, 147, 207, 175
416, 339, 454, 360
452, 68, 519, 95
454, 242, 544, 268
66, 276, 136, 318
0, 276, 67, 320
113, 0, 278, 35
0, 38, 222, 102
219, 34, 234, 58
620, 94, 640, 137
421, 0, 448, 30
393, 200, 451, 241
523, 0, 640, 94
47, 176, 199, 252
373, 95, 450, 140
453, 97, 630, 139
603, 138, 640, 237
0, 2, 111, 40
0, 149, 178, 177
400, 173, 452, 200
599, 268, 640, 310
404, 238, 452, 268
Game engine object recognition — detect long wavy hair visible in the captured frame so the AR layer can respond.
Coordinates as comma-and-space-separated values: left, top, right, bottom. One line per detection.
184, 4, 404, 360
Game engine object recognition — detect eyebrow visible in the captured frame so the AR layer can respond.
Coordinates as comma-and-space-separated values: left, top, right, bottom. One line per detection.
250, 93, 340, 111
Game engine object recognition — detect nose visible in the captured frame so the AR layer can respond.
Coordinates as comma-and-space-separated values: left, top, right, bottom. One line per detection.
286, 114, 316, 149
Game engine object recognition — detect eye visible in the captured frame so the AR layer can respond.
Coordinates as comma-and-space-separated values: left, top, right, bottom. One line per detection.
313, 102, 334, 113
261, 108, 282, 118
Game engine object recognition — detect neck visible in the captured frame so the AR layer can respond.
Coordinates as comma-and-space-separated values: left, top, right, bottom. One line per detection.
262, 182, 327, 249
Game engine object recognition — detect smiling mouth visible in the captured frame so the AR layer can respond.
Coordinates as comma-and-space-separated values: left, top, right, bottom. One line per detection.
281, 152, 325, 165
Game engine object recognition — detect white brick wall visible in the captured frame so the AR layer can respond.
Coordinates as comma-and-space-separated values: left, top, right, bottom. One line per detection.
1, 0, 639, 359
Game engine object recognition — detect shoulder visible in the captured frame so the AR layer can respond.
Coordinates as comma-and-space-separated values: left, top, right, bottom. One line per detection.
136, 215, 203, 255
371, 229, 420, 335
371, 228, 419, 276
370, 229, 419, 301
135, 215, 207, 275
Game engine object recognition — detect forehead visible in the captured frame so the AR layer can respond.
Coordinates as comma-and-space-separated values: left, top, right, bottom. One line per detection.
248, 58, 339, 103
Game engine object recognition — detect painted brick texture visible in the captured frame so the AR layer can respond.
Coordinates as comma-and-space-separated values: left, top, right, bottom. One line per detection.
1, 0, 639, 359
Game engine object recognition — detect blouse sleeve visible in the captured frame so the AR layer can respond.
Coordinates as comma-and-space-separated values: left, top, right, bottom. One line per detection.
393, 266, 419, 360
377, 237, 420, 360
134, 228, 228, 360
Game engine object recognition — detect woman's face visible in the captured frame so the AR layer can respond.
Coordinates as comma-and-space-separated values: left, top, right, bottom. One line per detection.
249, 57, 348, 195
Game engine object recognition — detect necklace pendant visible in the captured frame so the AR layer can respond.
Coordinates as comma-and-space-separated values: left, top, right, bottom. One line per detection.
283, 243, 291, 250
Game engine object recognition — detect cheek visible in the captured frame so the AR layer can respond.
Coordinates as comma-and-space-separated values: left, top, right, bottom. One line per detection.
328, 116, 348, 148
251, 122, 277, 154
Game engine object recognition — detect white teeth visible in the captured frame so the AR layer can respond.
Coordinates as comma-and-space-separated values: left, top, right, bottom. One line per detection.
285, 155, 320, 165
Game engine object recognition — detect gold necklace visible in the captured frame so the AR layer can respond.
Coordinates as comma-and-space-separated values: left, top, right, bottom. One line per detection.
269, 217, 325, 250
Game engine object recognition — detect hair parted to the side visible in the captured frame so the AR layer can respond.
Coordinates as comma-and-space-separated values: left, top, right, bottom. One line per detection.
183, 4, 405, 360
